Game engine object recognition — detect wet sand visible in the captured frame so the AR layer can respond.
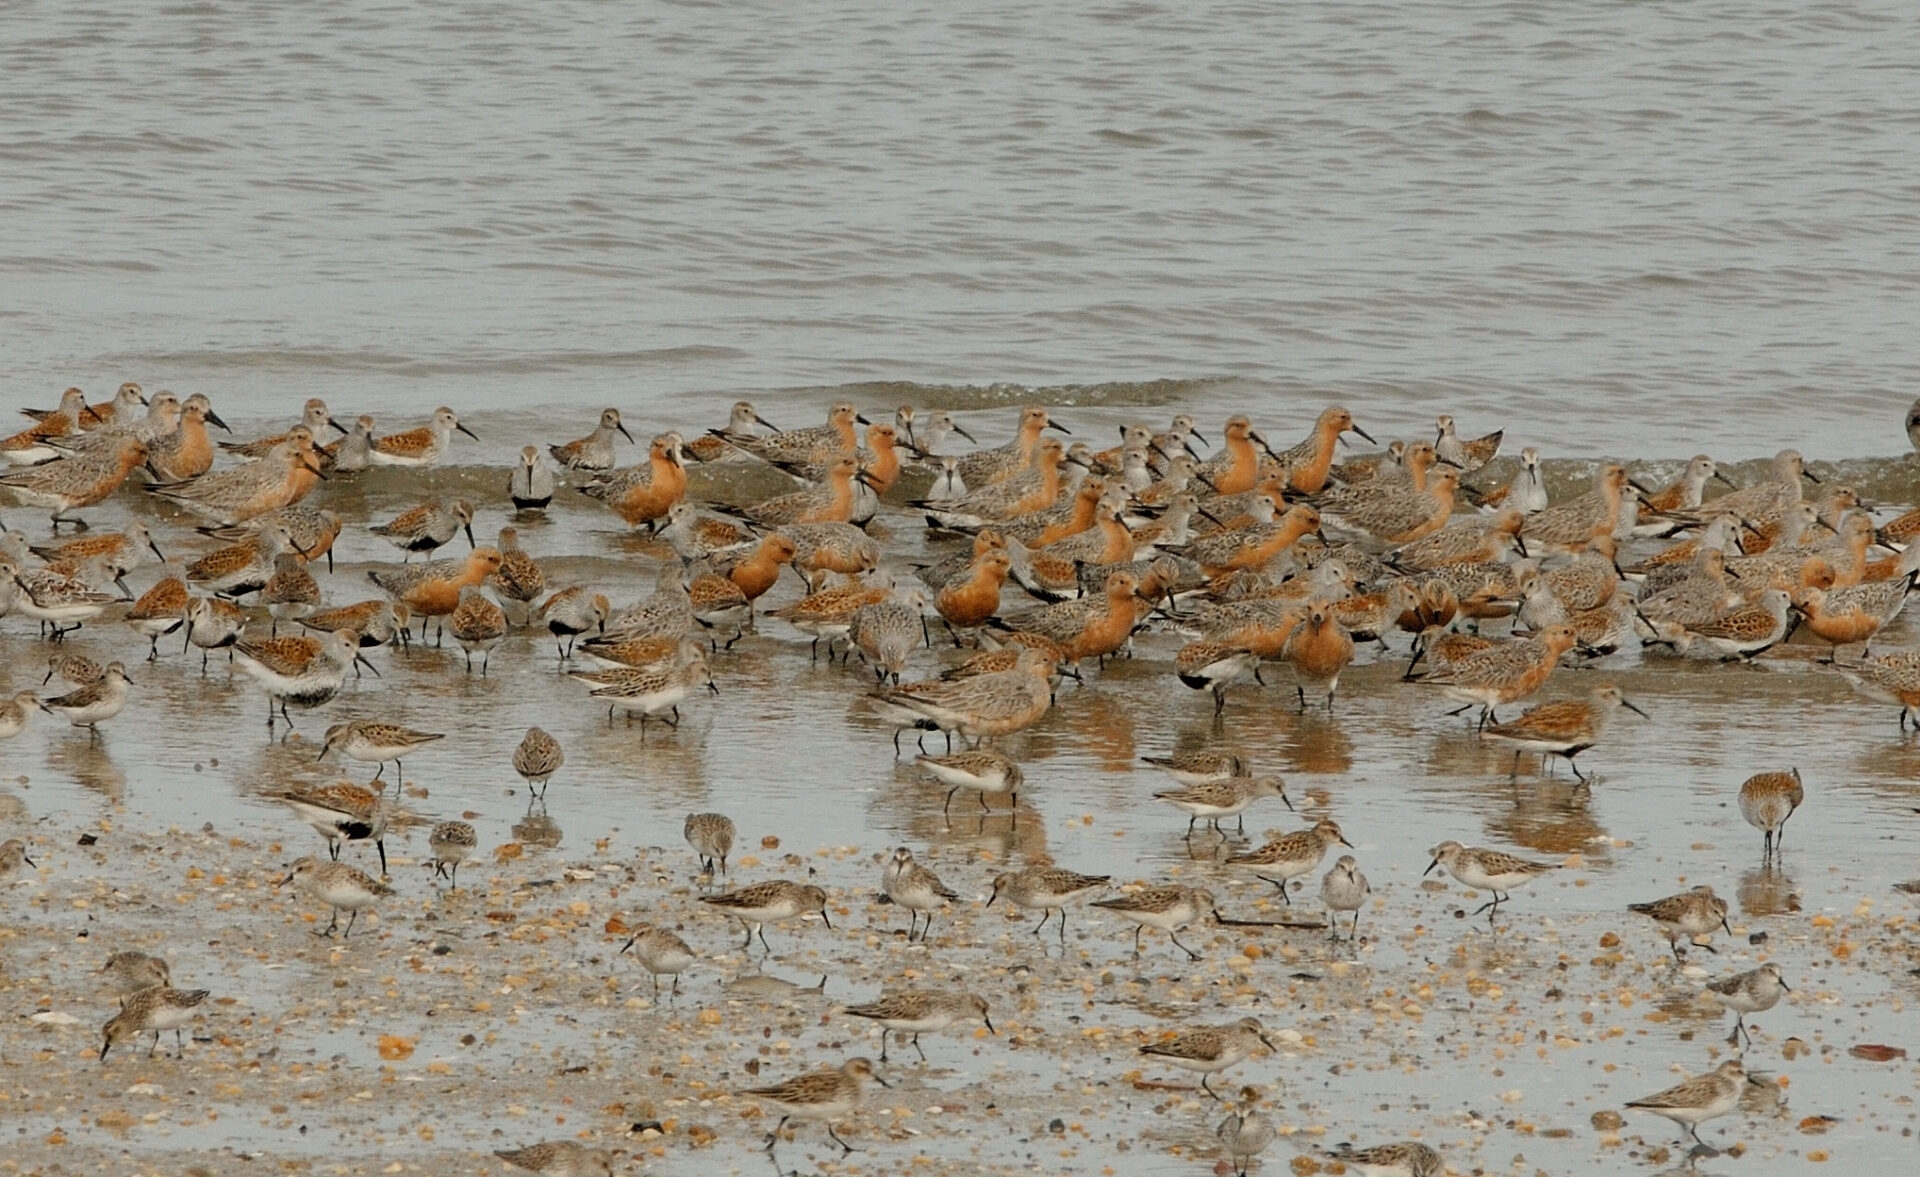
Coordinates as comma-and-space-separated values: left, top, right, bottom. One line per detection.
3, 417, 1920, 1175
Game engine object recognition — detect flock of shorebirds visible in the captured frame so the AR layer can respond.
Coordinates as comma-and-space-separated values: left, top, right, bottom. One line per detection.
5, 383, 1918, 1174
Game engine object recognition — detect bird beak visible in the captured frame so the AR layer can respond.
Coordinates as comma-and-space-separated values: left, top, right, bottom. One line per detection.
984, 1014, 997, 1034
1192, 469, 1220, 493
1435, 455, 1464, 469
1046, 420, 1072, 435
274, 871, 293, 888
1336, 833, 1354, 848
1349, 423, 1376, 445
1279, 792, 1295, 813
983, 890, 997, 908
1622, 699, 1650, 719
1719, 915, 1733, 935
617, 423, 635, 443
206, 409, 232, 432
1258, 1033, 1277, 1051
147, 538, 167, 561
817, 909, 832, 930
1188, 427, 1209, 448
463, 523, 476, 549
1197, 506, 1227, 530
1713, 469, 1737, 487
456, 422, 479, 440
1778, 979, 1792, 992
327, 417, 349, 436
19, 852, 33, 868
871, 1071, 892, 1088
754, 413, 782, 431
355, 653, 383, 678
1254, 434, 1281, 461
1422, 857, 1441, 877
619, 936, 637, 955
1513, 534, 1529, 559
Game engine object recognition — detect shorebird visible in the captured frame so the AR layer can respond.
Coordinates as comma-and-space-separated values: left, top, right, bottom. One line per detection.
367, 547, 504, 641
200, 505, 343, 572
570, 638, 714, 728
684, 399, 781, 462
515, 727, 565, 799
427, 821, 477, 889
1266, 406, 1375, 493
916, 747, 1024, 816
1227, 818, 1351, 903
369, 499, 476, 561
1325, 1141, 1445, 1177
536, 586, 611, 658
1153, 774, 1291, 837
1707, 963, 1790, 1047
1738, 768, 1804, 860
876, 646, 1055, 746
183, 595, 246, 670
1433, 413, 1501, 472
737, 1056, 887, 1156
221, 398, 345, 460
843, 990, 992, 1063
880, 846, 959, 941
97, 950, 172, 997
448, 585, 508, 673
298, 598, 410, 652
1424, 840, 1557, 921
319, 414, 376, 472
262, 552, 321, 634
100, 986, 210, 1062
700, 879, 830, 952
1138, 1016, 1276, 1101
549, 407, 634, 471
0, 437, 148, 528
1321, 855, 1371, 941
269, 780, 392, 874
491, 526, 546, 619
1092, 884, 1216, 960
492, 1142, 615, 1176
233, 628, 375, 727
186, 520, 305, 597
682, 811, 733, 874
1480, 684, 1647, 781
952, 404, 1069, 488
38, 662, 131, 735
367, 405, 476, 467
509, 444, 556, 509
1629, 884, 1732, 961
276, 855, 393, 938
1832, 649, 1920, 730
1, 387, 92, 466
725, 401, 866, 469
1217, 1088, 1280, 1177
618, 923, 696, 998
577, 432, 688, 528
143, 393, 229, 481
986, 866, 1110, 940
1624, 1058, 1748, 1150
318, 719, 444, 780
1414, 624, 1578, 726
149, 426, 325, 525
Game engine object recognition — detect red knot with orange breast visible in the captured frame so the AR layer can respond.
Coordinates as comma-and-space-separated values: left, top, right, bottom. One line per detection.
0, 436, 148, 529
1413, 623, 1578, 725
1194, 416, 1272, 496
577, 432, 688, 528
1265, 406, 1376, 494
140, 393, 229, 481
1281, 602, 1355, 710
916, 436, 1072, 528
149, 425, 325, 525
741, 454, 867, 527
367, 546, 504, 642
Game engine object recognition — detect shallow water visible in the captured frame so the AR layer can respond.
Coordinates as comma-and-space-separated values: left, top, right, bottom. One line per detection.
2, 421, 1920, 1175
6, 2, 1920, 456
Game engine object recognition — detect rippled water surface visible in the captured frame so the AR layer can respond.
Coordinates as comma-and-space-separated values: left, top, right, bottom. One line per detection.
6, 2, 1920, 453
5, 3, 1920, 1176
